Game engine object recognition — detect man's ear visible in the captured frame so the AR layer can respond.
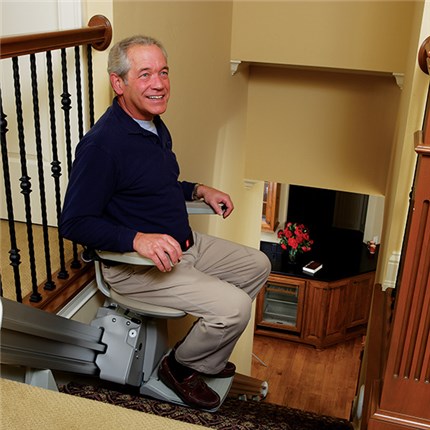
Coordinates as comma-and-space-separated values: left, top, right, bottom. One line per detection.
110, 73, 124, 95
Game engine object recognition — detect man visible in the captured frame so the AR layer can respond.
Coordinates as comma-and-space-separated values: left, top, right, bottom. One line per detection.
60, 35, 271, 410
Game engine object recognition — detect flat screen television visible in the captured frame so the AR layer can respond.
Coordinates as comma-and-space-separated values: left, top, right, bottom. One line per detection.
286, 185, 369, 262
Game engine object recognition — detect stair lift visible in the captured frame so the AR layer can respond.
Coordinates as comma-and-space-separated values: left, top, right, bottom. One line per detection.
0, 201, 233, 412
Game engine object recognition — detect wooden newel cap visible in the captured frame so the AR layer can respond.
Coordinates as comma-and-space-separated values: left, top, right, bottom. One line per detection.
418, 35, 430, 76
88, 15, 112, 51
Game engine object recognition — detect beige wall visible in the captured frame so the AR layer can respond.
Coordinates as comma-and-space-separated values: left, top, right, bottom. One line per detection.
244, 66, 400, 195
234, 0, 429, 289
231, 1, 415, 74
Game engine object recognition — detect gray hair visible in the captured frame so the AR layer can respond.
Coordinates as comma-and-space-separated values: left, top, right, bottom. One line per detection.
107, 35, 168, 81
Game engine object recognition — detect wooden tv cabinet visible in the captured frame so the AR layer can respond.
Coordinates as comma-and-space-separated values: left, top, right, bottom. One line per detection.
255, 271, 374, 349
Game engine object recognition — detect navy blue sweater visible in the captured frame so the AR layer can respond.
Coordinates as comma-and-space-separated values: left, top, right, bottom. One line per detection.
60, 98, 195, 252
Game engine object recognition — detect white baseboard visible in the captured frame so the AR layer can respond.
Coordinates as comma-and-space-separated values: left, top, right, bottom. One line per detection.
382, 251, 401, 291
56, 281, 99, 319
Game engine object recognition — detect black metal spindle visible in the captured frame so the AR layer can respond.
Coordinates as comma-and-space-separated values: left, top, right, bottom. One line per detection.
46, 50, 69, 280
74, 46, 84, 140
68, 46, 86, 270
60, 48, 81, 270
86, 45, 95, 127
60, 49, 73, 180
29, 53, 56, 291
12, 56, 41, 303
0, 87, 23, 302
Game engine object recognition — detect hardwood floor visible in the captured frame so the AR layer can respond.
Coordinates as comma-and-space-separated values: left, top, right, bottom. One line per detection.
251, 334, 363, 420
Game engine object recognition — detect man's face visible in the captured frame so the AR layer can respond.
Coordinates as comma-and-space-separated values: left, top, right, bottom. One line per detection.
112, 44, 170, 120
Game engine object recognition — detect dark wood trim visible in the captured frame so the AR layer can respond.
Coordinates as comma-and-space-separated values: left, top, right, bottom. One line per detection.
365, 39, 430, 429
361, 285, 394, 429
370, 117, 430, 425
0, 14, 112, 59
261, 182, 280, 232
418, 35, 430, 76
22, 260, 95, 314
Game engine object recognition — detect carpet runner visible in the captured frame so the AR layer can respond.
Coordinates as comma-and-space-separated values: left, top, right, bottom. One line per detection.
60, 381, 353, 430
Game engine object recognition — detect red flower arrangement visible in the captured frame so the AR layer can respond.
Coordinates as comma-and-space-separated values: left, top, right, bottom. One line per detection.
277, 222, 313, 262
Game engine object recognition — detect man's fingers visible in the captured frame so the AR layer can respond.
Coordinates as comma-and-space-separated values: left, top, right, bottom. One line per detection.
153, 251, 173, 272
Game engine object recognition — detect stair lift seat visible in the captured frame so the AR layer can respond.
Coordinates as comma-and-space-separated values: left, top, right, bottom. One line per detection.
90, 201, 233, 411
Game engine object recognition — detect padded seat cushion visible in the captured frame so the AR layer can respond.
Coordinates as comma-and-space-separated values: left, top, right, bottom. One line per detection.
110, 290, 185, 319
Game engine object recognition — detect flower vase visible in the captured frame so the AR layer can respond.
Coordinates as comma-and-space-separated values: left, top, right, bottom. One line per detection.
288, 249, 297, 264
282, 249, 298, 272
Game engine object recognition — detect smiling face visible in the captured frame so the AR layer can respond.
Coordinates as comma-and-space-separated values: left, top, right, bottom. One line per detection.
110, 44, 170, 120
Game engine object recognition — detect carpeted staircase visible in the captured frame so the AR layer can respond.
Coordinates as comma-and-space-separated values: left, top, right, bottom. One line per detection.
60, 381, 353, 430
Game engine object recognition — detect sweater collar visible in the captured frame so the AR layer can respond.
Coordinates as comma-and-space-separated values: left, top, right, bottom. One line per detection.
111, 97, 172, 148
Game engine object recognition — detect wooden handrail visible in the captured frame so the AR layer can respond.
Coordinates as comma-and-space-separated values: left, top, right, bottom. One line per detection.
0, 14, 112, 59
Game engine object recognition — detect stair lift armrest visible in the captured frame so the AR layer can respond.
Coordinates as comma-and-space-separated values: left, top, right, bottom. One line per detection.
95, 201, 215, 266
186, 200, 217, 214
95, 250, 154, 266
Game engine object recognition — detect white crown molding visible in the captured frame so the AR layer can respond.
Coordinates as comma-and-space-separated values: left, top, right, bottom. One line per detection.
393, 73, 404, 90
230, 60, 242, 76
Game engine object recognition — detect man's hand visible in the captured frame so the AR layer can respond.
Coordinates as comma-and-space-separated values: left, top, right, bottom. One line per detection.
133, 232, 182, 272
194, 185, 234, 218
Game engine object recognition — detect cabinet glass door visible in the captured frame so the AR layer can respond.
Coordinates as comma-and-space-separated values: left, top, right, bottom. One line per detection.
263, 284, 299, 326
257, 275, 305, 334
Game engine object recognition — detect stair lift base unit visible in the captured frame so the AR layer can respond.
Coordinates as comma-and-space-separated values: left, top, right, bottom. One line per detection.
0, 298, 233, 412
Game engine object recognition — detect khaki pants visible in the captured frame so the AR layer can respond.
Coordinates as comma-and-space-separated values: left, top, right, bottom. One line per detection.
102, 232, 271, 374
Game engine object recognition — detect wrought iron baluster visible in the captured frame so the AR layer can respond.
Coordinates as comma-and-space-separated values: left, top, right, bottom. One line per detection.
71, 46, 86, 269
60, 49, 73, 180
30, 54, 55, 291
29, 53, 56, 291
61, 48, 72, 176
73, 44, 97, 265
46, 50, 68, 280
12, 56, 41, 303
0, 87, 23, 302
86, 45, 95, 128
60, 48, 80, 270
74, 46, 84, 140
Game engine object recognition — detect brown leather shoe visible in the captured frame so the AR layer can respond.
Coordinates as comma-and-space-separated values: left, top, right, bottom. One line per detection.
158, 356, 220, 410
200, 361, 236, 379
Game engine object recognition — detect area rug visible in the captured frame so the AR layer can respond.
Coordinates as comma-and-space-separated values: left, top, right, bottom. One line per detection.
60, 382, 353, 430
